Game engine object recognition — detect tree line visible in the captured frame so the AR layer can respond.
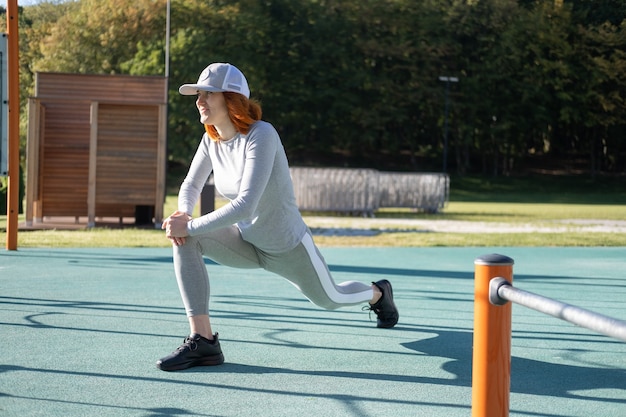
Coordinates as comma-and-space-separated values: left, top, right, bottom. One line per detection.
3, 0, 626, 176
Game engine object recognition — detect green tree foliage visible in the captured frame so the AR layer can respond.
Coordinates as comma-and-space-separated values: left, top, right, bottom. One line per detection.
31, 0, 166, 74
4, 0, 626, 175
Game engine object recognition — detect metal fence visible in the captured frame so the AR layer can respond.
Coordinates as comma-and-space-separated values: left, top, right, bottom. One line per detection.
289, 168, 380, 215
378, 171, 449, 213
289, 167, 449, 215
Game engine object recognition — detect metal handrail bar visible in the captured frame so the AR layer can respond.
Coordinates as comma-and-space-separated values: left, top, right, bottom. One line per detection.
489, 277, 626, 342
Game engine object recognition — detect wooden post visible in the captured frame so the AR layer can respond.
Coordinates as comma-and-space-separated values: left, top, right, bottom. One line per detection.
5, 0, 19, 250
472, 254, 514, 417
155, 103, 167, 227
25, 99, 41, 227
88, 101, 99, 228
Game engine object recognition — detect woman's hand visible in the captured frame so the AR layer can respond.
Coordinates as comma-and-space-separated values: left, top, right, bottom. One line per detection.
162, 210, 191, 246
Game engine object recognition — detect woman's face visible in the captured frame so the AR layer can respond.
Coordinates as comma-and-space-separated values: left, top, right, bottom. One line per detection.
196, 90, 229, 126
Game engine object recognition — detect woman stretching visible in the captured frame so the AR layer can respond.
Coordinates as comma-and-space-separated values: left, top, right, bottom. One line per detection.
158, 63, 398, 371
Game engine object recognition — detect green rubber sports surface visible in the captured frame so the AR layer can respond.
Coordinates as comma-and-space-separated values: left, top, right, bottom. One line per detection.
1, 247, 625, 416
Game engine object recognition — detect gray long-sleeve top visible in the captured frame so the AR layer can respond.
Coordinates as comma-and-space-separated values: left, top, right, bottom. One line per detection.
178, 121, 307, 253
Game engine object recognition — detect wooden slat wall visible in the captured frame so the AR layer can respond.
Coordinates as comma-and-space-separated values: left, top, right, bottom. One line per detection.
36, 72, 166, 104
28, 72, 167, 224
95, 104, 159, 206
40, 100, 91, 217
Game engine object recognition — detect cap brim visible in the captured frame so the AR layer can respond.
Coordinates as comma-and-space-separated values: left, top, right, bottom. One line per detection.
178, 84, 223, 95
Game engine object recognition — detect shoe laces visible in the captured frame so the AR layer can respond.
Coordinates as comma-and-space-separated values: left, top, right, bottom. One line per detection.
363, 302, 394, 320
362, 304, 378, 322
177, 336, 199, 352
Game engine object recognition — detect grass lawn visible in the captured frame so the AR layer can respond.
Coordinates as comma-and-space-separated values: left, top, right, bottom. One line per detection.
2, 174, 625, 248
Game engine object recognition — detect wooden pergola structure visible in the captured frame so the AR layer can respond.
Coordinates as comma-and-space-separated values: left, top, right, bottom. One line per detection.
25, 72, 167, 228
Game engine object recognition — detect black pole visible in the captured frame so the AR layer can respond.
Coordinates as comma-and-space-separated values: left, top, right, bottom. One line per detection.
443, 81, 450, 173
438, 76, 458, 173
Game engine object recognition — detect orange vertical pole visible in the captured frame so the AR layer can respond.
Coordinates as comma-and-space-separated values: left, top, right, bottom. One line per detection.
471, 254, 514, 417
5, 0, 19, 250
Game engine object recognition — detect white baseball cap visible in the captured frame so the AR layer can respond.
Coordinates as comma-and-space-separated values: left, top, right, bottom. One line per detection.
179, 63, 250, 98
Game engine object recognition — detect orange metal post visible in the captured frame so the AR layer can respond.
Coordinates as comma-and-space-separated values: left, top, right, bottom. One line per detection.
5, 0, 19, 250
471, 254, 514, 417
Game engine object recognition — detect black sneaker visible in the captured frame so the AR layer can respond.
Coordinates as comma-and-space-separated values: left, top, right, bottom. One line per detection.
157, 333, 224, 371
366, 279, 399, 328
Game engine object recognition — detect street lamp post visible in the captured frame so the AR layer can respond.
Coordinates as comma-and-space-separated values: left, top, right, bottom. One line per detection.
165, 0, 171, 78
438, 76, 458, 173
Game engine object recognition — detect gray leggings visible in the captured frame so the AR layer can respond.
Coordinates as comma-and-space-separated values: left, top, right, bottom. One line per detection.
173, 227, 374, 316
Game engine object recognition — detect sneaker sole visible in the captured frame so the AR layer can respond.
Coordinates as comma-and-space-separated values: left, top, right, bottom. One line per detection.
157, 353, 225, 371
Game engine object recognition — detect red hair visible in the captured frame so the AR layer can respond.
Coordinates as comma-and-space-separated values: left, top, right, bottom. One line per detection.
205, 92, 262, 141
